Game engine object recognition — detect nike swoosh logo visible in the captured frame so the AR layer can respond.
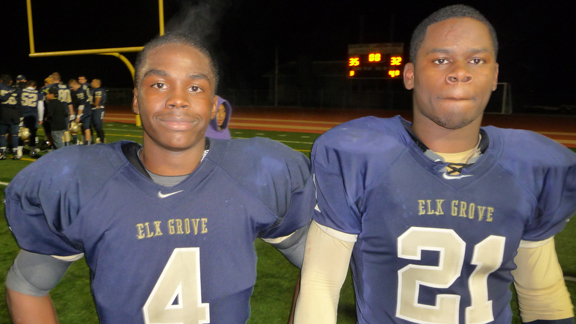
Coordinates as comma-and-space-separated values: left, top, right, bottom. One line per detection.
158, 190, 184, 198
442, 173, 473, 180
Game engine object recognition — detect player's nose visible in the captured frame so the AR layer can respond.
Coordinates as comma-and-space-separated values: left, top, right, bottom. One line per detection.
446, 60, 472, 84
166, 86, 190, 109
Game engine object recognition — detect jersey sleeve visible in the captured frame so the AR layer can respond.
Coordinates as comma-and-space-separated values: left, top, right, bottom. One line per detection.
258, 141, 316, 239
5, 152, 86, 256
311, 134, 365, 236
521, 137, 576, 241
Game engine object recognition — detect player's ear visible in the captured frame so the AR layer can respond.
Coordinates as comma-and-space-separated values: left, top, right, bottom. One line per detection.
132, 88, 140, 115
492, 63, 499, 91
211, 95, 218, 119
404, 63, 415, 90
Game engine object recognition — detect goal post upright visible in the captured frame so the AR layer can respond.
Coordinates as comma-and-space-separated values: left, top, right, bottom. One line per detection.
25, 0, 166, 126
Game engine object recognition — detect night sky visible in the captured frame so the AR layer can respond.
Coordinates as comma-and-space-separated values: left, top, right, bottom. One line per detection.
2, 0, 575, 105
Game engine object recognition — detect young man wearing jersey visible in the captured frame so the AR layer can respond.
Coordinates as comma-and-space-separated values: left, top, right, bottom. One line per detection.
21, 80, 45, 156
5, 33, 314, 323
295, 5, 575, 324
0, 74, 23, 159
69, 79, 92, 145
90, 78, 106, 143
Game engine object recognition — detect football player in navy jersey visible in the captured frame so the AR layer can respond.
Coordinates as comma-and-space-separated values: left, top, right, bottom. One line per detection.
295, 4, 576, 324
5, 32, 314, 323
90, 78, 106, 143
0, 74, 23, 159
69, 79, 92, 145
21, 80, 45, 156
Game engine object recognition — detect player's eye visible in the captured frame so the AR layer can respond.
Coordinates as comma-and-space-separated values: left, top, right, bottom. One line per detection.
151, 82, 167, 89
189, 85, 203, 93
469, 58, 485, 65
432, 58, 450, 65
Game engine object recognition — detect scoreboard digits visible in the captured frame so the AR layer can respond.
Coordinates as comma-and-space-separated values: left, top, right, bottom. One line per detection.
348, 43, 404, 79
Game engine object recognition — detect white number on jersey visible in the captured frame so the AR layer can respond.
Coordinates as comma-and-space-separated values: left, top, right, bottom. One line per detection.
22, 92, 38, 107
58, 89, 71, 103
1, 90, 18, 105
143, 248, 210, 324
397, 227, 505, 324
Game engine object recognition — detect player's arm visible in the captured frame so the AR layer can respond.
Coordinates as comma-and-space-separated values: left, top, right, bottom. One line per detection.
92, 92, 101, 108
6, 289, 58, 324
37, 100, 45, 124
261, 224, 310, 268
5, 250, 82, 324
512, 238, 574, 324
294, 220, 355, 324
76, 103, 84, 123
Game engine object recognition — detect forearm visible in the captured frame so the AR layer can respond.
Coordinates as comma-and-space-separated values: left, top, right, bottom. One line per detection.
6, 288, 59, 324
294, 221, 354, 324
513, 238, 574, 323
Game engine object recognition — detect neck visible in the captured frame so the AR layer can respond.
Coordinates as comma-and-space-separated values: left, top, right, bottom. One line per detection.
140, 137, 206, 176
411, 112, 482, 153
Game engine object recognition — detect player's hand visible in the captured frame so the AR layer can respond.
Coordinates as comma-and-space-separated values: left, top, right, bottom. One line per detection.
38, 120, 43, 125
75, 118, 80, 123
69, 114, 76, 121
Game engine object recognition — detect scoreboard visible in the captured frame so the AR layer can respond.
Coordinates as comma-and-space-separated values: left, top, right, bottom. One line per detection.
348, 43, 404, 79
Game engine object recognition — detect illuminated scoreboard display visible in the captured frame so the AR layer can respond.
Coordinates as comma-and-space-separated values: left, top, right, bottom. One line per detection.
348, 43, 404, 79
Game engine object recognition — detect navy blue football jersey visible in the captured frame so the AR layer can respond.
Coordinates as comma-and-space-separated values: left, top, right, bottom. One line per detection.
44, 83, 72, 104
92, 87, 106, 107
311, 116, 576, 324
73, 86, 91, 117
0, 83, 21, 109
6, 138, 314, 323
21, 88, 44, 116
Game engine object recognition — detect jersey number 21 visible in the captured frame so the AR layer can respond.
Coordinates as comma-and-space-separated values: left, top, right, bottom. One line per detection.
397, 227, 505, 324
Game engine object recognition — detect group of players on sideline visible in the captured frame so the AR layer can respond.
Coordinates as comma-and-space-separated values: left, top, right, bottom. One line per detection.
0, 72, 106, 160
3, 4, 576, 324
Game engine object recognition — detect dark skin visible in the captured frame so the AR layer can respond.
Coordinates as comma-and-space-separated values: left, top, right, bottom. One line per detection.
133, 43, 218, 176
7, 42, 218, 324
403, 17, 499, 153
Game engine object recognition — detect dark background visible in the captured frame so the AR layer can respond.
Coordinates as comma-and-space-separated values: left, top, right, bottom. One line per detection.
1, 0, 574, 108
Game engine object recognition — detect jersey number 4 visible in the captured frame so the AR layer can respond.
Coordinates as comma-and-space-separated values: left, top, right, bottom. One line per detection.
143, 248, 210, 324
397, 227, 505, 324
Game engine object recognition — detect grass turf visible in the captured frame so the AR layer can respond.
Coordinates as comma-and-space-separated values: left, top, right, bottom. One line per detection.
0, 123, 574, 323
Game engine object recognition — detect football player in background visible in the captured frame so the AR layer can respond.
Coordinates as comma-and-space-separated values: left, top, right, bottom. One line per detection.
90, 78, 106, 143
5, 32, 314, 323
0, 74, 23, 159
40, 76, 55, 149
295, 4, 575, 324
21, 80, 45, 156
69, 79, 92, 145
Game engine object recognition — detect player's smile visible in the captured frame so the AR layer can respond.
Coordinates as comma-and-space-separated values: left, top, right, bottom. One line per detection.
133, 43, 217, 153
156, 113, 199, 131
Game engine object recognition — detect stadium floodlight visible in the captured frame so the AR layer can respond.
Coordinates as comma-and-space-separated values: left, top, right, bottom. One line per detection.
25, 0, 166, 126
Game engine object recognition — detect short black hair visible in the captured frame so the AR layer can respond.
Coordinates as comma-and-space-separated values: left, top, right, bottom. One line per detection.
409, 4, 498, 63
0, 74, 12, 84
134, 32, 219, 92
48, 86, 59, 95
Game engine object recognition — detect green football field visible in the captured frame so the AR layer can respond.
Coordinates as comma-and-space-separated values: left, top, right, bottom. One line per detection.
0, 122, 575, 324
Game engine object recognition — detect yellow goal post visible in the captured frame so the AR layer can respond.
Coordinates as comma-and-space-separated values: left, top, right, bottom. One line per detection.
25, 0, 166, 126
